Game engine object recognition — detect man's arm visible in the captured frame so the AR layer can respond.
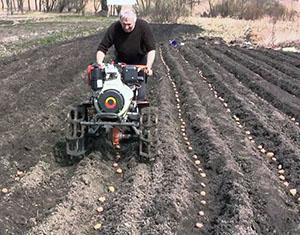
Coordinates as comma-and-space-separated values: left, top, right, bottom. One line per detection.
96, 23, 115, 65
146, 50, 155, 76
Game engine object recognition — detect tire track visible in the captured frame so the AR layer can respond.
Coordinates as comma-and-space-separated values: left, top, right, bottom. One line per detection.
236, 46, 300, 79
180, 44, 300, 198
197, 43, 300, 119
214, 45, 300, 98
164, 44, 300, 234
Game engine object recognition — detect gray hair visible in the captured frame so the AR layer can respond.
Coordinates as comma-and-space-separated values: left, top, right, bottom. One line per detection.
119, 10, 137, 22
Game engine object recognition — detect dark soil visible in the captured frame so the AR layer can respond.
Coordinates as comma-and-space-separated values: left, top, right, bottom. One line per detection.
0, 26, 299, 235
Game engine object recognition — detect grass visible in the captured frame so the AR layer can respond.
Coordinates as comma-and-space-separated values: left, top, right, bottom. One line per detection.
178, 16, 300, 48
0, 14, 116, 58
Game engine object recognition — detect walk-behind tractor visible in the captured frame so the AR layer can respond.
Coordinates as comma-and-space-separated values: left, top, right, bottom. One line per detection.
65, 63, 158, 161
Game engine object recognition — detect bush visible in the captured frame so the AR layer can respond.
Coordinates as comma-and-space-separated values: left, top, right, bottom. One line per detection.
209, 0, 297, 20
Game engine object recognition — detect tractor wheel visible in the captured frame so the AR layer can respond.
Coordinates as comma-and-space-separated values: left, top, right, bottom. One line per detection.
66, 104, 88, 159
139, 107, 158, 162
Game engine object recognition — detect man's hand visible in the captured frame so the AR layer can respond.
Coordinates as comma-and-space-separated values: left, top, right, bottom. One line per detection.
145, 67, 153, 76
96, 51, 105, 67
98, 62, 104, 69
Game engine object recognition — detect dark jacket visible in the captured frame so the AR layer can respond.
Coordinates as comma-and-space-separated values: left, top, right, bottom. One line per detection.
97, 19, 155, 65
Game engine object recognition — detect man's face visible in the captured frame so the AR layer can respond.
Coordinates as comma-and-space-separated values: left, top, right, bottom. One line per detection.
120, 17, 135, 33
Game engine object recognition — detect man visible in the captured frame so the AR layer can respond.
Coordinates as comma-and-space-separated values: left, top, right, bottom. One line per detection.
96, 9, 156, 79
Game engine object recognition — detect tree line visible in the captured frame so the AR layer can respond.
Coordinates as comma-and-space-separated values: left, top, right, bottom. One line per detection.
206, 0, 298, 21
1, 0, 298, 21
0, 0, 109, 15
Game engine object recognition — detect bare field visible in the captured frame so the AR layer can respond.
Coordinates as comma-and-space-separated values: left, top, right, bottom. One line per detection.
178, 16, 300, 50
0, 13, 115, 58
0, 20, 299, 234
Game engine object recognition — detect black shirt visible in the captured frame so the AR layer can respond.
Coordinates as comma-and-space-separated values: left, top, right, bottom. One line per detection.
97, 19, 155, 65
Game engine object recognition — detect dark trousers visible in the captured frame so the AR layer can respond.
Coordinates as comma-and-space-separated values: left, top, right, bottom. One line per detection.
137, 81, 146, 100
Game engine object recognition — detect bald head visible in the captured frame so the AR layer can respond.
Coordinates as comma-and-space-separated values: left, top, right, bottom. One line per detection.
119, 10, 137, 33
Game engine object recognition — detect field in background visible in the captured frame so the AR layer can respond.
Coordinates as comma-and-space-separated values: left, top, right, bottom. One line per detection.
0, 12, 115, 58
178, 16, 300, 49
0, 23, 299, 234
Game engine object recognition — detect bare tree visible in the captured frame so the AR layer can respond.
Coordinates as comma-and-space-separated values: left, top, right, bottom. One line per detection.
6, 0, 13, 14
137, 0, 151, 15
12, 0, 16, 11
101, 0, 107, 11
1, 0, 4, 10
16, 0, 24, 13
94, 0, 101, 13
44, 0, 58, 12
27, 0, 30, 10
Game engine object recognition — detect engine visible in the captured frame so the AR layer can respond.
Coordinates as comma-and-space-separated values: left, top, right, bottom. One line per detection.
88, 64, 134, 117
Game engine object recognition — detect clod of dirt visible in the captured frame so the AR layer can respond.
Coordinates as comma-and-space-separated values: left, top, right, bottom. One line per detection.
116, 168, 123, 174
199, 211, 205, 216
196, 223, 204, 228
98, 196, 106, 203
290, 189, 297, 196
24, 146, 32, 151
108, 186, 115, 193
94, 223, 102, 230
81, 175, 90, 185
96, 207, 104, 213
1, 188, 8, 194
200, 191, 206, 196
266, 152, 275, 158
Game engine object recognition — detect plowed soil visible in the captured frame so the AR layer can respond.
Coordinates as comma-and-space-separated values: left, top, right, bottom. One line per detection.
0, 24, 299, 235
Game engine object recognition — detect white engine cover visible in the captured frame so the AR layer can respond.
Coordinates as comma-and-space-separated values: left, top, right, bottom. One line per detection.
100, 64, 134, 117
